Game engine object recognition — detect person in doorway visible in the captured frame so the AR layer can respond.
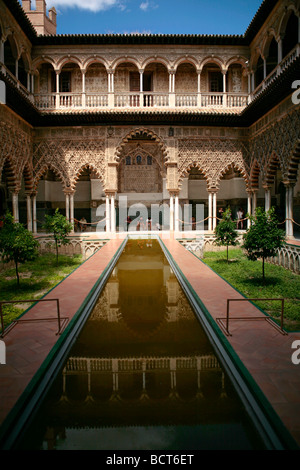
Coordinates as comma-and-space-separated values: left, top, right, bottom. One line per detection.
236, 208, 244, 229
79, 216, 87, 232
218, 207, 224, 223
126, 216, 132, 231
146, 217, 152, 231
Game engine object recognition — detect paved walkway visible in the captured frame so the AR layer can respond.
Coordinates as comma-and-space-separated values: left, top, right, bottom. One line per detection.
162, 237, 300, 447
0, 235, 299, 448
0, 238, 123, 428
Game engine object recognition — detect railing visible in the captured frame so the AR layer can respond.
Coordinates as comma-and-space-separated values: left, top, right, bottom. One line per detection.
252, 45, 300, 99
59, 92, 82, 107
201, 93, 224, 107
0, 298, 68, 337
34, 93, 56, 109
34, 90, 248, 110
227, 93, 248, 108
176, 94, 198, 107
216, 298, 289, 337
86, 93, 108, 107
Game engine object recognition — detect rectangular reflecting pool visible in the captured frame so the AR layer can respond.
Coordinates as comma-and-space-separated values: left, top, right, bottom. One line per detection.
16, 239, 266, 450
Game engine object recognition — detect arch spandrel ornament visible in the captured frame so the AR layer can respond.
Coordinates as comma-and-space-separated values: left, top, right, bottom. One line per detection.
114, 128, 170, 165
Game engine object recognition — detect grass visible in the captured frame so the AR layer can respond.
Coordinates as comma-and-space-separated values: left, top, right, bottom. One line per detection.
202, 248, 300, 331
0, 253, 83, 330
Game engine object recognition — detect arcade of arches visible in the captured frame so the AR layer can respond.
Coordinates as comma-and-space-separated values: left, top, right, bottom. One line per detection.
0, 100, 299, 238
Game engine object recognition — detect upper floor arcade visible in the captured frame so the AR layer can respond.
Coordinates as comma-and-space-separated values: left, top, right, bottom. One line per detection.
0, 0, 299, 115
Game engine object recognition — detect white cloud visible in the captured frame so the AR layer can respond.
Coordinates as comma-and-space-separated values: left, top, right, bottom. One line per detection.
140, 1, 158, 12
45, 0, 121, 12
140, 1, 149, 11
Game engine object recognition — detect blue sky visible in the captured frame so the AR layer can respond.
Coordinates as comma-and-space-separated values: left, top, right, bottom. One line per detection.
22, 0, 263, 35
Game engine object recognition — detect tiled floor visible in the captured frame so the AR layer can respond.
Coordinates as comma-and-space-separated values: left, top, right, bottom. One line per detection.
0, 235, 299, 449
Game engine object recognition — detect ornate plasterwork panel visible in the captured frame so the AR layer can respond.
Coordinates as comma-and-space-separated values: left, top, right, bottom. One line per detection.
177, 138, 250, 190
32, 138, 106, 190
118, 144, 162, 193
249, 108, 300, 186
0, 118, 33, 191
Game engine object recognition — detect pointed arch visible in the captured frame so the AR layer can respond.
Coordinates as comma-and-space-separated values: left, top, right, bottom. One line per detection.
216, 162, 250, 190
250, 160, 261, 190
33, 164, 67, 192
264, 152, 282, 187
0, 157, 18, 192
115, 128, 169, 164
286, 139, 300, 183
178, 162, 209, 188
71, 163, 105, 190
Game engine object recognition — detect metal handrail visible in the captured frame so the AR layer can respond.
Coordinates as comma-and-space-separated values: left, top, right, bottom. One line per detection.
216, 297, 292, 336
0, 299, 68, 337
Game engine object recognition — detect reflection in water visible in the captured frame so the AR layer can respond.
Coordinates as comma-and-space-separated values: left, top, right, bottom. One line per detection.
18, 240, 265, 450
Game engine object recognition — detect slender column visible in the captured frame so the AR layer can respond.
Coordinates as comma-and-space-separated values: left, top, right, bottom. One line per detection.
197, 71, 202, 106
252, 190, 257, 214
69, 192, 75, 230
264, 187, 271, 212
55, 71, 60, 109
31, 73, 34, 94
263, 57, 267, 80
288, 185, 294, 238
169, 194, 174, 231
12, 192, 19, 223
26, 193, 32, 231
212, 192, 217, 230
247, 192, 252, 228
222, 71, 227, 107
106, 194, 111, 233
139, 69, 144, 107
65, 192, 70, 221
174, 194, 179, 232
111, 71, 114, 93
82, 69, 86, 108
108, 71, 114, 107
32, 193, 37, 233
111, 193, 116, 233
208, 192, 212, 231
285, 184, 294, 238
169, 71, 175, 107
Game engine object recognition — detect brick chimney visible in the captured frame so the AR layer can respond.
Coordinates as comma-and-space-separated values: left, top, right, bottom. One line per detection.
22, 0, 57, 36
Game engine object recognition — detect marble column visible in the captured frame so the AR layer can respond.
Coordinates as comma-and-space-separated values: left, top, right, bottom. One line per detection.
169, 194, 174, 231
32, 193, 37, 233
106, 194, 111, 233
208, 192, 212, 231
26, 193, 32, 231
12, 192, 19, 223
174, 193, 179, 232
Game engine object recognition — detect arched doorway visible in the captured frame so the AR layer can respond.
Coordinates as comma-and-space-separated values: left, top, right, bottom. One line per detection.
117, 134, 165, 231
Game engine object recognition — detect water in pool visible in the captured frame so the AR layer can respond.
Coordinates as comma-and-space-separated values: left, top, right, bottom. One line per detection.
17, 239, 265, 450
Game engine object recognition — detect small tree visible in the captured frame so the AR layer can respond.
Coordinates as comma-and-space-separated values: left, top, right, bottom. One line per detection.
43, 209, 73, 265
243, 207, 286, 283
0, 212, 39, 286
214, 207, 239, 262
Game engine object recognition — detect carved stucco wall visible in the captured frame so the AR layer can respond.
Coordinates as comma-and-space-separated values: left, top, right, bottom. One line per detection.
0, 103, 299, 199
